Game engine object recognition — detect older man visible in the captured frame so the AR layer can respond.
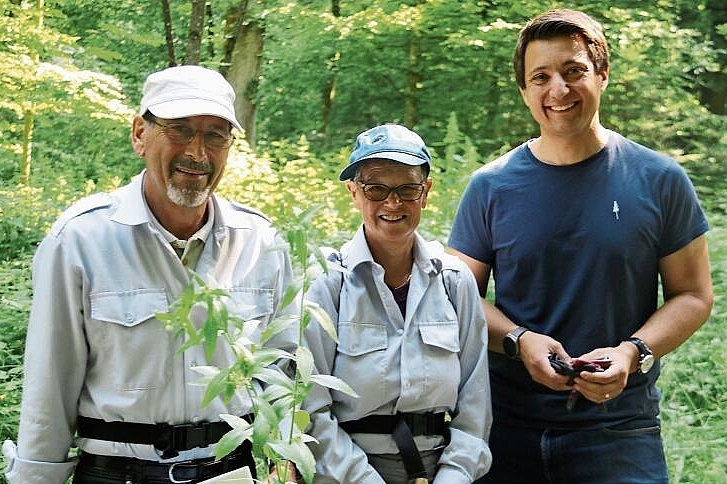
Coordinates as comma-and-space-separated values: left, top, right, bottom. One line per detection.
3, 65, 296, 484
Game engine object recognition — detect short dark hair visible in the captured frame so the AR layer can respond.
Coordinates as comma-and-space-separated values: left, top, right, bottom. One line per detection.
352, 159, 430, 182
513, 9, 609, 89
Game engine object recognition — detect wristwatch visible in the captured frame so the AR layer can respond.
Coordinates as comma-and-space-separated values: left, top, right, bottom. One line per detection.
625, 337, 655, 374
503, 326, 530, 360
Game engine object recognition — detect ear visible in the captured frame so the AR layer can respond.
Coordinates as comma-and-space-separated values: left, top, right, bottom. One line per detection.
519, 87, 529, 107
131, 115, 147, 157
420, 178, 433, 209
345, 180, 362, 210
599, 68, 609, 92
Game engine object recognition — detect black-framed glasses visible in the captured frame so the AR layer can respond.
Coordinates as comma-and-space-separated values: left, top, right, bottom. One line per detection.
150, 119, 235, 150
357, 182, 426, 201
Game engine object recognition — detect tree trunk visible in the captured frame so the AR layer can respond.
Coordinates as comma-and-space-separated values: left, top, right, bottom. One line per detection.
403, 0, 425, 128
19, 106, 34, 186
222, 1, 262, 149
404, 30, 422, 128
160, 0, 177, 66
700, 72, 727, 115
184, 0, 205, 65
19, 0, 43, 185
321, 0, 342, 145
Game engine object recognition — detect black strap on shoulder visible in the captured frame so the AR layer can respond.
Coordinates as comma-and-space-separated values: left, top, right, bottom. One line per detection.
76, 416, 243, 458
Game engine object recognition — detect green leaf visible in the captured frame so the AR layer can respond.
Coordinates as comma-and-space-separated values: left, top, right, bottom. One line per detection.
293, 409, 310, 433
267, 440, 317, 484
310, 374, 359, 398
201, 366, 233, 407
304, 300, 338, 342
261, 314, 299, 344
279, 282, 302, 312
214, 426, 253, 460
295, 345, 314, 384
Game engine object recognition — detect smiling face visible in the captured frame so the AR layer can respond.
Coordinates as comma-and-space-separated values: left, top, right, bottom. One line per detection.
347, 159, 431, 252
132, 114, 231, 212
519, 34, 609, 142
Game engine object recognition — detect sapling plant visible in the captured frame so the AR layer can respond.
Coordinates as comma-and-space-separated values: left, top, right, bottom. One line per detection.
157, 206, 355, 483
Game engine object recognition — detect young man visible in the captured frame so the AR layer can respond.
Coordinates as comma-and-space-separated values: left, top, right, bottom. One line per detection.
448, 9, 713, 483
3, 65, 297, 483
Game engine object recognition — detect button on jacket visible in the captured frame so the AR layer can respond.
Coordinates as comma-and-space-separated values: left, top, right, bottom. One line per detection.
7, 172, 297, 484
304, 227, 492, 484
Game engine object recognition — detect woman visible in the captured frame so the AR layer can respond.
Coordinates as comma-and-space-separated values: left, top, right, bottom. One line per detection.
304, 124, 492, 484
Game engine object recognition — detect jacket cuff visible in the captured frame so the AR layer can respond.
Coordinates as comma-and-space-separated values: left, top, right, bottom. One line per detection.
3, 440, 76, 484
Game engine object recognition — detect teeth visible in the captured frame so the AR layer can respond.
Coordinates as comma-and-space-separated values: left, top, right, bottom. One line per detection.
178, 167, 206, 175
381, 215, 403, 221
550, 103, 575, 111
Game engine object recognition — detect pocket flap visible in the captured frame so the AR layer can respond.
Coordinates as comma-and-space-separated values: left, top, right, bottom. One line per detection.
90, 289, 168, 327
337, 322, 388, 356
419, 321, 460, 352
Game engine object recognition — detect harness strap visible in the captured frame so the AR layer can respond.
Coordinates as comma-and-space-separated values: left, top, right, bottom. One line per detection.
76, 415, 248, 458
340, 412, 449, 482
392, 414, 429, 480
339, 412, 448, 437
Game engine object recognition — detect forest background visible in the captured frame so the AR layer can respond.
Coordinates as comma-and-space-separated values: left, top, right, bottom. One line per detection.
1, 0, 726, 482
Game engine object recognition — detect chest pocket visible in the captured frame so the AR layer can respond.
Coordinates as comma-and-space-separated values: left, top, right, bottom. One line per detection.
90, 288, 168, 327
337, 322, 388, 356
226, 287, 274, 324
87, 289, 171, 390
419, 320, 460, 353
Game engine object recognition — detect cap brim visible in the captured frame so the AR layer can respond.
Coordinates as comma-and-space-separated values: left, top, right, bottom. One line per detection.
147, 99, 242, 131
339, 151, 429, 180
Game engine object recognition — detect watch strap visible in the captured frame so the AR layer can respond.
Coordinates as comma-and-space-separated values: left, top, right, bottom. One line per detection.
625, 336, 653, 373
504, 326, 530, 359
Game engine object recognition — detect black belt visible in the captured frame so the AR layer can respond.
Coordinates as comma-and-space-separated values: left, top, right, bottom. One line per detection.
340, 412, 449, 481
76, 416, 249, 458
76, 443, 253, 483
339, 412, 448, 437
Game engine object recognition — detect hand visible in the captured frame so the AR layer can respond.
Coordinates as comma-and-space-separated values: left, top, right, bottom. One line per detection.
265, 460, 299, 484
570, 344, 634, 404
517, 331, 573, 391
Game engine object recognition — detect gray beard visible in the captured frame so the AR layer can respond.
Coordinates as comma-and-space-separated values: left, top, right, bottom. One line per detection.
166, 183, 210, 208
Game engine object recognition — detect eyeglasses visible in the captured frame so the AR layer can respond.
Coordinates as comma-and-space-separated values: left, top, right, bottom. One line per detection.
357, 181, 426, 201
150, 119, 235, 150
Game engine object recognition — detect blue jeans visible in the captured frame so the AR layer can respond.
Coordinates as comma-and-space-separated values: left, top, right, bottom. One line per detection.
475, 419, 668, 484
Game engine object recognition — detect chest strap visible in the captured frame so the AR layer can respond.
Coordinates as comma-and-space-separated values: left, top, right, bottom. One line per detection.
76, 415, 248, 458
339, 412, 448, 437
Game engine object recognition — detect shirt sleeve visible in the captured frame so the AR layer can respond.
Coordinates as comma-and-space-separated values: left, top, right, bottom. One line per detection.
8, 236, 86, 483
447, 173, 494, 264
303, 274, 387, 484
433, 265, 492, 483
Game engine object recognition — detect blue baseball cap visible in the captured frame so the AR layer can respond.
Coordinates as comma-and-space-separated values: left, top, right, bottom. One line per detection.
339, 124, 432, 181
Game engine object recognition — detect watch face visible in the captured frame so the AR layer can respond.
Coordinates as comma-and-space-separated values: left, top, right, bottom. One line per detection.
640, 354, 655, 374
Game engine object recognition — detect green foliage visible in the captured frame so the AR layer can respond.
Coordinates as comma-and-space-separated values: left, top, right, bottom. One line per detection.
1, 1, 727, 482
660, 225, 727, 484
0, 258, 30, 445
217, 137, 360, 248
0, 177, 122, 262
157, 213, 357, 484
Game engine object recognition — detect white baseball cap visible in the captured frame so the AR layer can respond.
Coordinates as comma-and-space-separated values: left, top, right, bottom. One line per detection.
139, 65, 242, 131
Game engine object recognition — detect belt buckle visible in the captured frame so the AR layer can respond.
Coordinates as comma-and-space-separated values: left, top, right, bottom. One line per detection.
168, 461, 193, 484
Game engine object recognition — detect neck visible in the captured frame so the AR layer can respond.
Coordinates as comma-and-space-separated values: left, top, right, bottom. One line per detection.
367, 235, 415, 288
149, 198, 208, 240
532, 125, 609, 166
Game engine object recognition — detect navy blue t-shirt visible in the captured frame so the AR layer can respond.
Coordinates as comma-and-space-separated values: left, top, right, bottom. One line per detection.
448, 131, 709, 429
